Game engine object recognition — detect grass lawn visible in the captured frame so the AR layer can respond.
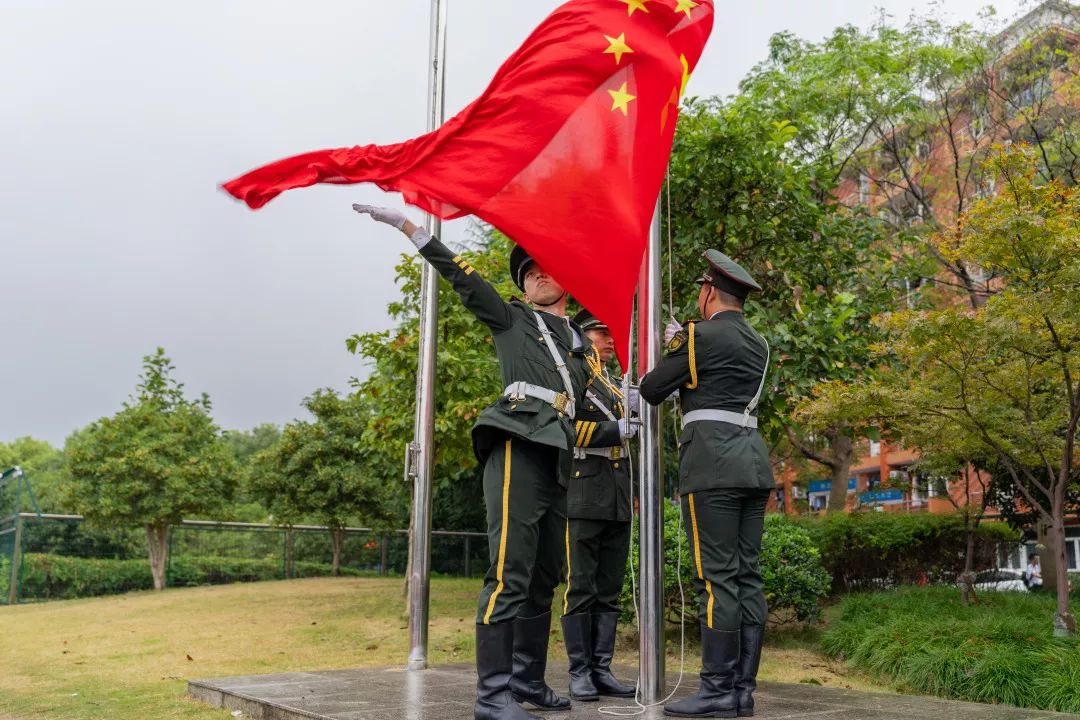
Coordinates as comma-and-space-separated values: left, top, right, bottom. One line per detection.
0, 577, 888, 720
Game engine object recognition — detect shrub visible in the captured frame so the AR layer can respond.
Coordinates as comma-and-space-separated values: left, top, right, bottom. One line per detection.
793, 512, 1016, 593
15, 553, 367, 600
619, 504, 831, 625
823, 587, 1080, 712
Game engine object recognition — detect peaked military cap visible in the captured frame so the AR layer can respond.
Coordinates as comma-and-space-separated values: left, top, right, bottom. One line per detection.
698, 249, 762, 299
572, 308, 607, 332
509, 244, 535, 291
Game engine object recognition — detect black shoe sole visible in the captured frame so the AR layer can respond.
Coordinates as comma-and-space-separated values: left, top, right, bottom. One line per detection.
597, 691, 637, 699
737, 711, 754, 717
663, 710, 737, 718
511, 694, 571, 712
571, 694, 600, 702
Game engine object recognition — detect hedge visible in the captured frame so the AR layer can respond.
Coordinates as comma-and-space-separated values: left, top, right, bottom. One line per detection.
15, 553, 367, 601
822, 586, 1080, 712
793, 512, 1017, 593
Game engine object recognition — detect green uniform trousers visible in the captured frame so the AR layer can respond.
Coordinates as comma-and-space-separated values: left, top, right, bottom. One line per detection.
476, 437, 567, 625
563, 518, 631, 616
681, 488, 772, 631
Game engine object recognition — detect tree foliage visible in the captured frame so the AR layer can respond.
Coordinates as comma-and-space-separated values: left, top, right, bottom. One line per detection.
64, 348, 236, 589
250, 390, 396, 574
801, 146, 1080, 632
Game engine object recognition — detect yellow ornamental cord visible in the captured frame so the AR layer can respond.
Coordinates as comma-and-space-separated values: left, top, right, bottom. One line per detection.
586, 347, 623, 399
684, 322, 698, 389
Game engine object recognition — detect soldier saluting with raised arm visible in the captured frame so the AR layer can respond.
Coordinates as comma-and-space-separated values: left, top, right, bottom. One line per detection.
353, 204, 589, 720
641, 249, 773, 720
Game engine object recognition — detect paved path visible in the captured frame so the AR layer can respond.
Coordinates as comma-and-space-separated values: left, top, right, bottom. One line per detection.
189, 664, 1080, 720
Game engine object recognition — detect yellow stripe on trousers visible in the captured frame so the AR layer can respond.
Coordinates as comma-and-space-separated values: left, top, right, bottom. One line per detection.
687, 492, 715, 629
483, 440, 513, 624
562, 518, 571, 614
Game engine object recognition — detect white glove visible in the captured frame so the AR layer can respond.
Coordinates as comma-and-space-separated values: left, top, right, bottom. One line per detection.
352, 203, 407, 231
664, 320, 683, 344
625, 387, 641, 416
352, 203, 431, 249
618, 418, 638, 439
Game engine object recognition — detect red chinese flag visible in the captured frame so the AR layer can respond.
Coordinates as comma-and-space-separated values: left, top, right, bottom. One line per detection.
224, 0, 714, 367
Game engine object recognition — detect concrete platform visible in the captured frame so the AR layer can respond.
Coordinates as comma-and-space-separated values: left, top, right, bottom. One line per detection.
188, 664, 1080, 720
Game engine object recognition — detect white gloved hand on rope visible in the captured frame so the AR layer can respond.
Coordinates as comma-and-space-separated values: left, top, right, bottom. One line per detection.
618, 418, 638, 440
625, 387, 641, 417
352, 203, 431, 250
663, 320, 683, 344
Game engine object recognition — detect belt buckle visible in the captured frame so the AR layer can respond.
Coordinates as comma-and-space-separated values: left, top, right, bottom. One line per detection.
610, 447, 622, 460
552, 392, 569, 414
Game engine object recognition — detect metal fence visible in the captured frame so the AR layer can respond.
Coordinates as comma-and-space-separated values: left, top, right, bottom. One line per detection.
0, 513, 486, 604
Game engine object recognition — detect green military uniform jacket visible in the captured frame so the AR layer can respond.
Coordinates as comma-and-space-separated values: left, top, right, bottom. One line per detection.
568, 351, 632, 522
418, 237, 591, 483
639, 310, 774, 493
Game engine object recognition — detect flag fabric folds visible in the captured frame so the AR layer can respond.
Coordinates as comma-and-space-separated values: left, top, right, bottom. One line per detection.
224, 0, 714, 367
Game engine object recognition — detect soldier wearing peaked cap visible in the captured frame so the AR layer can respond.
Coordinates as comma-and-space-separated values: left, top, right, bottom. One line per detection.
640, 249, 774, 720
353, 205, 593, 720
561, 308, 638, 702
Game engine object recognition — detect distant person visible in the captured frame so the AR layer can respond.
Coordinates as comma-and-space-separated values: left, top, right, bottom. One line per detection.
1026, 555, 1042, 591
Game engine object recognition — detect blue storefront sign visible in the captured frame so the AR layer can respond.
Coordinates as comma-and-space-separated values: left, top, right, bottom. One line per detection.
859, 489, 904, 505
808, 478, 857, 494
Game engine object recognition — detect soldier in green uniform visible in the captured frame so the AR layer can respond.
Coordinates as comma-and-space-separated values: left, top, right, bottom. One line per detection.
640, 250, 773, 719
561, 309, 638, 702
353, 204, 591, 720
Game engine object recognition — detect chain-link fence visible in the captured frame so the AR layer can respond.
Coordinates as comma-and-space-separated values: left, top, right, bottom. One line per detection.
0, 513, 486, 604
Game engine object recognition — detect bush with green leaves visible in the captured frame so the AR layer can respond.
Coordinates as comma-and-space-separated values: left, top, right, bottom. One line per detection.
823, 587, 1080, 712
15, 553, 367, 601
619, 505, 831, 625
794, 511, 1016, 593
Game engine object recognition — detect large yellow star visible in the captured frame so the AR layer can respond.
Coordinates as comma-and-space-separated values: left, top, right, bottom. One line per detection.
618, 0, 650, 16
608, 81, 637, 116
603, 33, 634, 65
675, 0, 698, 19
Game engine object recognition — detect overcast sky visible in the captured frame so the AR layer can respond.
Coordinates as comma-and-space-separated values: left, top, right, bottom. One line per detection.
2, 0, 1029, 446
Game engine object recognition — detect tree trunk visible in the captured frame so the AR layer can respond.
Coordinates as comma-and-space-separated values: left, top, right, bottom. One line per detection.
825, 434, 854, 515
1048, 514, 1077, 636
330, 528, 344, 577
145, 523, 170, 591
960, 512, 978, 606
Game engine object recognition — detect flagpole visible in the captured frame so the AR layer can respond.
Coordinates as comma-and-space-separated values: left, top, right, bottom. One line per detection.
637, 201, 666, 702
406, 0, 448, 672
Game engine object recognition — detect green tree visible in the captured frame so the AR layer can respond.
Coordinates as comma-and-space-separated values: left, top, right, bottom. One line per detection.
666, 96, 901, 513
223, 423, 282, 521
0, 437, 65, 514
250, 390, 396, 574
740, 14, 1080, 308
803, 147, 1079, 633
64, 349, 236, 590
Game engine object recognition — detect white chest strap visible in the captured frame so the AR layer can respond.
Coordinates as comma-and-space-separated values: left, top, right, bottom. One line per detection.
533, 311, 576, 408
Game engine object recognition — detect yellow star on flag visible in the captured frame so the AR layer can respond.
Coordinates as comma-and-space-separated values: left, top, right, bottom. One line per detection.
675, 0, 698, 19
680, 54, 691, 97
603, 33, 634, 65
608, 81, 637, 116
618, 0, 650, 16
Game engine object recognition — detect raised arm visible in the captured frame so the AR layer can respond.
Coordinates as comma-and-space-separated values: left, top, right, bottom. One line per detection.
353, 204, 513, 333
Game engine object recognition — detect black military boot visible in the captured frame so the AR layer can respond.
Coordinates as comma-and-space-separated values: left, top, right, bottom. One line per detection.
510, 611, 572, 711
561, 612, 599, 701
590, 612, 636, 698
476, 622, 540, 720
735, 625, 764, 717
663, 626, 740, 718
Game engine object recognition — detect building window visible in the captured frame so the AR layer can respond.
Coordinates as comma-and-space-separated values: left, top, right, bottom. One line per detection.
869, 439, 881, 457
858, 172, 870, 204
